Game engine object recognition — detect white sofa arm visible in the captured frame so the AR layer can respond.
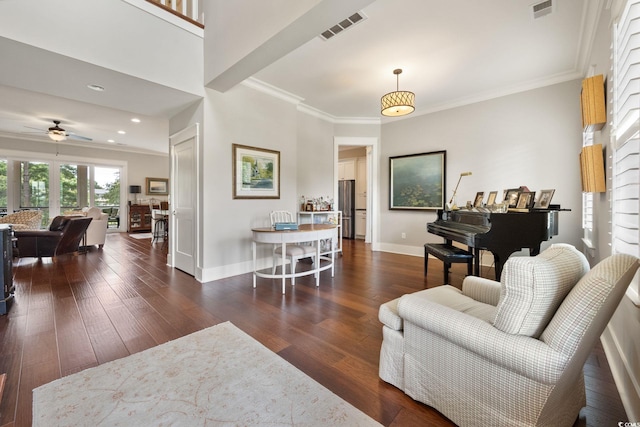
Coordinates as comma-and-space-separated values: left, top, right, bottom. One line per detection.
461, 275, 501, 306
398, 295, 567, 384
84, 214, 108, 247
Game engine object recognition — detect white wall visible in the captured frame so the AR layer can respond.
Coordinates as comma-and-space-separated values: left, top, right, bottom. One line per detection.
379, 80, 584, 257
296, 112, 335, 201
198, 84, 299, 281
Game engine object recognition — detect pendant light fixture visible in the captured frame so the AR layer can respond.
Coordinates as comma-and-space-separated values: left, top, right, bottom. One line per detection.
381, 68, 415, 117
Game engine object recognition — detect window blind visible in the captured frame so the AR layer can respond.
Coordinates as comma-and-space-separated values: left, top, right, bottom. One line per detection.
612, 0, 640, 256
612, 0, 640, 302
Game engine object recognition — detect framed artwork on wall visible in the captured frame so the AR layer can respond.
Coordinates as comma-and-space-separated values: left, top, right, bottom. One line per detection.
232, 144, 280, 199
389, 150, 446, 210
145, 177, 169, 195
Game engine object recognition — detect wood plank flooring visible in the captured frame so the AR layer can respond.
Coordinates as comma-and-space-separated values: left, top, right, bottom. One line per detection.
0, 234, 629, 426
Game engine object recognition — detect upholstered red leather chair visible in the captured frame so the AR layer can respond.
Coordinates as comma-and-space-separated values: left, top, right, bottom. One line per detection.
14, 216, 92, 261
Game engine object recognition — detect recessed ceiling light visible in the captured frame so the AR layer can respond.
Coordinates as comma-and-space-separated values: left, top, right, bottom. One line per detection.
117, 130, 126, 135
107, 139, 115, 143
131, 118, 141, 123
87, 84, 105, 92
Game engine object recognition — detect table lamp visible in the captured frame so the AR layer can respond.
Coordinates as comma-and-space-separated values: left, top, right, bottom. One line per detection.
129, 185, 141, 205
448, 172, 472, 210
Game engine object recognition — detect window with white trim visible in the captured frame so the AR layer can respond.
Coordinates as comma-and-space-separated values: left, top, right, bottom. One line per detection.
612, 0, 640, 303
582, 132, 595, 249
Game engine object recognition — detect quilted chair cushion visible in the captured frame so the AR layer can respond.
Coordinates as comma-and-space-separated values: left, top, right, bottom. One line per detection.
541, 253, 640, 357
493, 244, 590, 338
0, 210, 43, 230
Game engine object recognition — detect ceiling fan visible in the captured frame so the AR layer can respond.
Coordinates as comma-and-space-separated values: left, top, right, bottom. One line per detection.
24, 120, 93, 142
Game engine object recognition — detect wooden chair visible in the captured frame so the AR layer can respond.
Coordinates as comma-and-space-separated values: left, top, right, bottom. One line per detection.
270, 211, 316, 286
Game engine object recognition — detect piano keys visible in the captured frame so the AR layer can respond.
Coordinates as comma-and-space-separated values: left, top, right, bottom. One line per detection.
427, 209, 559, 280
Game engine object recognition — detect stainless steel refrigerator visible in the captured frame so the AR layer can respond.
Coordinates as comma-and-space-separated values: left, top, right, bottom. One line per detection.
339, 180, 355, 239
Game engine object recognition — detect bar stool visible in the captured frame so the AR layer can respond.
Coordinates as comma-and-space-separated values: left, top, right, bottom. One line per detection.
149, 199, 167, 243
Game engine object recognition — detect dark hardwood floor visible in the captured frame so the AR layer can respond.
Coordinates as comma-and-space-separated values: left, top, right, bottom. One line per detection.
0, 234, 629, 426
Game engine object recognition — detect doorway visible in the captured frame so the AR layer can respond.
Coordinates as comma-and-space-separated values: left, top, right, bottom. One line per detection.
333, 137, 378, 248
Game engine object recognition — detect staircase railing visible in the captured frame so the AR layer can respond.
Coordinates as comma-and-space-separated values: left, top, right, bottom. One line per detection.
146, 0, 203, 28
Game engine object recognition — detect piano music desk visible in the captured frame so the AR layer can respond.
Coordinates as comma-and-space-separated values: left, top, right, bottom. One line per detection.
424, 243, 473, 285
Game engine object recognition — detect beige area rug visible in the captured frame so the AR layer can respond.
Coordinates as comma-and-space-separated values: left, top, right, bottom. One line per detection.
129, 232, 153, 240
32, 322, 381, 427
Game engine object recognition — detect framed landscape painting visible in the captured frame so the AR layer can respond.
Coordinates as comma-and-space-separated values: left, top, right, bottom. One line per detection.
146, 177, 169, 195
389, 150, 446, 210
232, 144, 280, 199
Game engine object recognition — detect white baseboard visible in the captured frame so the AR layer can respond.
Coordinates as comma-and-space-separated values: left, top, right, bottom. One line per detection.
601, 325, 640, 422
376, 243, 496, 268
200, 257, 274, 283
376, 243, 423, 257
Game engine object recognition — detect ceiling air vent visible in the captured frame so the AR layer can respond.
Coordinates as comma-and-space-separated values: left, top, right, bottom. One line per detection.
319, 11, 367, 41
532, 0, 553, 19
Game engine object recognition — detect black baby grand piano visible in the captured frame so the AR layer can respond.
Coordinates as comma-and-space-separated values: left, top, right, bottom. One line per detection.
427, 209, 559, 280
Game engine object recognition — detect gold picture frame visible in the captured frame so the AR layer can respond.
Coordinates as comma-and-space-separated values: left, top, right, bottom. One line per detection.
232, 144, 280, 199
145, 177, 169, 195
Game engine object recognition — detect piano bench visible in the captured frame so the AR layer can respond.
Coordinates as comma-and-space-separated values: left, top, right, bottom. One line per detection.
424, 243, 473, 285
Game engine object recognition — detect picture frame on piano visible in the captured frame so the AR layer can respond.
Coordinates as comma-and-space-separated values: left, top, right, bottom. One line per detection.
473, 192, 484, 207
389, 150, 446, 210
534, 189, 555, 209
504, 188, 521, 208
515, 191, 536, 210
486, 191, 498, 205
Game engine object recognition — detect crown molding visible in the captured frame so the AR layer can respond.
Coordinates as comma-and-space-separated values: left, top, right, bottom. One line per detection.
242, 77, 380, 125
575, 0, 605, 75
241, 77, 304, 105
399, 70, 585, 120
296, 103, 381, 125
244, 69, 584, 125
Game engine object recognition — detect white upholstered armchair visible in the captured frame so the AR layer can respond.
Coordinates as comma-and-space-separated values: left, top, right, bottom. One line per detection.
379, 244, 639, 427
82, 207, 108, 248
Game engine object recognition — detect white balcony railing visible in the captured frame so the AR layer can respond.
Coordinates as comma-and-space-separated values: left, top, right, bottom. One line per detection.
147, 0, 203, 27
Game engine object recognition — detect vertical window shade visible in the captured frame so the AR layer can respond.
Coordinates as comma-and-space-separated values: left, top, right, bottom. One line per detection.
582, 132, 594, 243
612, 1, 640, 261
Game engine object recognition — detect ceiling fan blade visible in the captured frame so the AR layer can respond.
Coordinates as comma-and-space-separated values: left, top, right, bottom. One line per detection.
67, 133, 93, 141
23, 126, 46, 132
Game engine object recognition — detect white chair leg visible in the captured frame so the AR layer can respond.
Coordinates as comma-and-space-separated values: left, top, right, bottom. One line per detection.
291, 258, 296, 286
272, 254, 277, 275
